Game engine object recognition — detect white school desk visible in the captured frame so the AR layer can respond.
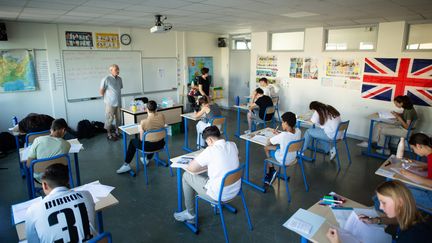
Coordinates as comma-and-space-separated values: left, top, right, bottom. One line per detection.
170, 150, 206, 233
121, 105, 183, 125
362, 113, 398, 160
287, 194, 367, 243
14, 192, 119, 241
118, 124, 139, 162
239, 128, 277, 193
233, 104, 250, 138
181, 112, 201, 153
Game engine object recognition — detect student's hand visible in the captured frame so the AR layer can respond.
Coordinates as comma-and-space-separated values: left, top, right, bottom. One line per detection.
391, 111, 401, 118
326, 228, 340, 243
359, 215, 377, 224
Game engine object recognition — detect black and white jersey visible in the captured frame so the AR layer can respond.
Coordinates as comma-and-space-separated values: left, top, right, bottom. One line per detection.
25, 187, 95, 243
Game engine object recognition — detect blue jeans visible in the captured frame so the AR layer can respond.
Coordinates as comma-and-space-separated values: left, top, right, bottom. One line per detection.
302, 127, 332, 153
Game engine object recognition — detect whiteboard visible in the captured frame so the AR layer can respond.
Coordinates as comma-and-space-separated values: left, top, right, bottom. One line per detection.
63, 50, 142, 100
142, 57, 177, 93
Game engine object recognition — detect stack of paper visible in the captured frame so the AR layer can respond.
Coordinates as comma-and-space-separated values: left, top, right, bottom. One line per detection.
283, 208, 325, 238
12, 197, 42, 225
252, 135, 269, 144
340, 211, 391, 243
378, 111, 395, 119
73, 181, 115, 203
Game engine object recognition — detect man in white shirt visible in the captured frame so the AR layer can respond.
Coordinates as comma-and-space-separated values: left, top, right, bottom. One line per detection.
99, 64, 123, 141
173, 126, 241, 222
25, 163, 95, 243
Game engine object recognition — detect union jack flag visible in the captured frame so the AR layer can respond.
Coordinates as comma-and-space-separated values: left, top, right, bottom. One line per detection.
361, 58, 432, 106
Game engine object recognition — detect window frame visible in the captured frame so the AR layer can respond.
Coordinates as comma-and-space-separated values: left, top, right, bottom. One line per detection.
323, 25, 379, 52
403, 22, 432, 52
268, 29, 305, 52
230, 34, 251, 51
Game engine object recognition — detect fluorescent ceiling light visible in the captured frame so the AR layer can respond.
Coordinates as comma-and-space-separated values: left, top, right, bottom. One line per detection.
281, 11, 319, 18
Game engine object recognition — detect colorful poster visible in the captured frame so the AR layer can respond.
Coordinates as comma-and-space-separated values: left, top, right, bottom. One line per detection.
289, 58, 304, 78
65, 31, 93, 47
303, 58, 319, 79
0, 49, 37, 92
95, 33, 119, 49
187, 57, 214, 83
325, 58, 361, 80
361, 57, 432, 106
256, 55, 278, 82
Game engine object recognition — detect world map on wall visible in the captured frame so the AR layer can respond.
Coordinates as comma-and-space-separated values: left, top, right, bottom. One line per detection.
187, 56, 213, 83
0, 49, 37, 92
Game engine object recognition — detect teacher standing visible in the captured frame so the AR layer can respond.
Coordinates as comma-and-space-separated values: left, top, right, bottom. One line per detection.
99, 64, 123, 141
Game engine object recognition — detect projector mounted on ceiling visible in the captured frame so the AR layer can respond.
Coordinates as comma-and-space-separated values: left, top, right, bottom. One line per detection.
150, 15, 172, 33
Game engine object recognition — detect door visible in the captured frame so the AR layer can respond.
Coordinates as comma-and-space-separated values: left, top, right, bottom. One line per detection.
228, 35, 251, 106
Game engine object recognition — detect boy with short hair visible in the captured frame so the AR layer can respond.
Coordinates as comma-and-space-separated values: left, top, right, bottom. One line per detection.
264, 112, 301, 185
246, 87, 274, 133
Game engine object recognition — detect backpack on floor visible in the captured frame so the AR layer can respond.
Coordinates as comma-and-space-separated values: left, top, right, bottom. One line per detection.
92, 121, 107, 133
0, 132, 17, 154
77, 120, 95, 139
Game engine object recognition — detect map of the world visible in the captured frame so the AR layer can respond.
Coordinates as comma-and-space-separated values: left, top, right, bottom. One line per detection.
0, 49, 37, 92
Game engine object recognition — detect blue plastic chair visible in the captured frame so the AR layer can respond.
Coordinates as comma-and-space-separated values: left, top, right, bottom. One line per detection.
383, 119, 417, 159
194, 164, 253, 243
312, 120, 352, 172
271, 96, 282, 122
25, 130, 51, 147
252, 106, 276, 131
89, 232, 112, 243
28, 154, 74, 199
264, 138, 309, 203
198, 116, 228, 148
134, 128, 173, 184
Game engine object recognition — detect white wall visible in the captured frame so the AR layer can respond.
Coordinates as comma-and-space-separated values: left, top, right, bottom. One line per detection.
0, 22, 227, 131
250, 21, 432, 139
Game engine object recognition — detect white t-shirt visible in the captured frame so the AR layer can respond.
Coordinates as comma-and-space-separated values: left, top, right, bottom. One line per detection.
260, 85, 276, 97
195, 139, 241, 201
100, 74, 123, 107
25, 187, 96, 243
310, 110, 342, 139
270, 128, 302, 164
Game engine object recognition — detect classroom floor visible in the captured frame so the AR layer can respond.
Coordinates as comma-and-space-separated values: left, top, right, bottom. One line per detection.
0, 109, 387, 243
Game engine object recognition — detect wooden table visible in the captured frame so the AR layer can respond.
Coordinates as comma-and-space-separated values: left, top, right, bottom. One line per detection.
121, 105, 183, 125
181, 112, 201, 153
14, 192, 119, 241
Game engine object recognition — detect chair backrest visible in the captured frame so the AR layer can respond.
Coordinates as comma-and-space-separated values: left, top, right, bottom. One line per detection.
334, 120, 350, 140
143, 128, 166, 143
29, 153, 70, 173
25, 130, 50, 147
210, 116, 226, 127
89, 232, 112, 243
271, 96, 279, 107
218, 165, 244, 202
282, 138, 305, 163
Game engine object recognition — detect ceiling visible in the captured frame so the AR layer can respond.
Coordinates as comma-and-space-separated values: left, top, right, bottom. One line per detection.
0, 0, 431, 34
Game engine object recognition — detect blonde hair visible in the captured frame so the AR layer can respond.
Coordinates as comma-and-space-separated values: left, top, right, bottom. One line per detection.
109, 64, 119, 71
376, 181, 423, 230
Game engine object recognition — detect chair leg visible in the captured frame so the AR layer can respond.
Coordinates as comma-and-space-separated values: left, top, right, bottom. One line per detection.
166, 147, 173, 177
240, 190, 253, 230
218, 203, 230, 243
298, 157, 309, 192
263, 160, 267, 184
142, 152, 149, 185
334, 142, 341, 172
344, 138, 352, 165
283, 167, 291, 203
313, 139, 318, 161
277, 166, 281, 191
195, 197, 200, 229
223, 203, 237, 214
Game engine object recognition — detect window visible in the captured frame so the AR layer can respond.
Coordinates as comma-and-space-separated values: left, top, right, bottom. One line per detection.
325, 26, 377, 51
231, 34, 251, 50
405, 23, 432, 50
269, 31, 304, 51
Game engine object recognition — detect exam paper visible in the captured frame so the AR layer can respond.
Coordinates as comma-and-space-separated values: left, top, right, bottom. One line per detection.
252, 135, 269, 145
283, 208, 325, 238
376, 168, 395, 178
73, 181, 115, 204
69, 143, 83, 153
12, 196, 42, 225
343, 211, 391, 243
378, 111, 395, 119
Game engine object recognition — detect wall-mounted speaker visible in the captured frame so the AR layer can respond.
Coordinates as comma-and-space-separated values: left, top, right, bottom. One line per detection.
0, 23, 7, 41
218, 37, 227, 47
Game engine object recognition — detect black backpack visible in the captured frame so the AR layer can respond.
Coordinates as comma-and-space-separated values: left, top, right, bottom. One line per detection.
92, 121, 107, 134
0, 132, 17, 154
77, 120, 95, 139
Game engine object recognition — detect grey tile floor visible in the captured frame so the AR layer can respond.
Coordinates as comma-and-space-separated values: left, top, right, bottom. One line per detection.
0, 109, 386, 242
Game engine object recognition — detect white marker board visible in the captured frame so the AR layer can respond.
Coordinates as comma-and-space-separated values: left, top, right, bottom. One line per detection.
142, 57, 177, 93
63, 50, 142, 100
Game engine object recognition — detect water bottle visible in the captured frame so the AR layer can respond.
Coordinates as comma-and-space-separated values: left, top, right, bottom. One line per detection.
396, 137, 405, 159
235, 96, 240, 106
12, 116, 18, 126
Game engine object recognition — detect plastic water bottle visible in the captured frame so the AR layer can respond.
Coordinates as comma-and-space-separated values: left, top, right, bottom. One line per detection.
12, 116, 18, 126
396, 137, 405, 159
235, 96, 240, 106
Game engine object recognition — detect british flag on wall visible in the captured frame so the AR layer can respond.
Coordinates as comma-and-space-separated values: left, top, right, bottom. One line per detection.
361, 58, 432, 106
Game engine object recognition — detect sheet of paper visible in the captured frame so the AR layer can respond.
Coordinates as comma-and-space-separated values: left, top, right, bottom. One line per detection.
73, 181, 115, 204
376, 168, 395, 178
337, 227, 361, 243
67, 138, 80, 145
353, 208, 379, 218
12, 196, 42, 225
20, 147, 30, 161
331, 208, 353, 228
283, 208, 325, 239
343, 211, 392, 243
69, 143, 83, 153
378, 111, 395, 119
252, 135, 269, 144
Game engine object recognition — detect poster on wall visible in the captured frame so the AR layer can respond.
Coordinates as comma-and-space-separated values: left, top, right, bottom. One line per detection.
289, 58, 304, 78
325, 58, 361, 80
65, 31, 93, 47
0, 49, 37, 92
303, 58, 319, 79
187, 57, 214, 84
361, 57, 432, 106
256, 55, 278, 83
95, 33, 120, 49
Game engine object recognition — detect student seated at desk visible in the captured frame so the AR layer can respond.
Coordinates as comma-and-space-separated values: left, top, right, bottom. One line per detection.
256, 77, 276, 97
302, 101, 341, 160
27, 119, 71, 182
360, 95, 417, 155
26, 163, 95, 243
194, 96, 221, 148
263, 112, 301, 185
116, 100, 166, 174
245, 88, 274, 134
326, 181, 432, 243
173, 126, 240, 222
10, 113, 54, 134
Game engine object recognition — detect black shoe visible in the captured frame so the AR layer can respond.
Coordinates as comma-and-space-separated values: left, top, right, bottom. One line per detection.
264, 173, 271, 185
269, 170, 278, 185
